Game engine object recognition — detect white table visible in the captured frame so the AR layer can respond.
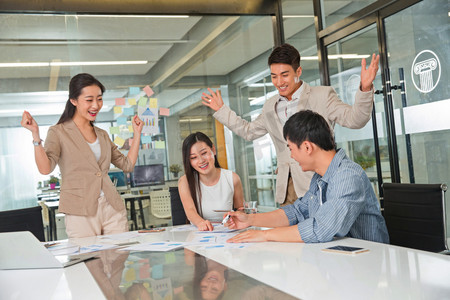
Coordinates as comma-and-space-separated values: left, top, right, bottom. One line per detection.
1, 227, 449, 300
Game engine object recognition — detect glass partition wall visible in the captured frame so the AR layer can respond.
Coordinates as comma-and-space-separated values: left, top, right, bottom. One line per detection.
1, 0, 448, 213
0, 11, 277, 211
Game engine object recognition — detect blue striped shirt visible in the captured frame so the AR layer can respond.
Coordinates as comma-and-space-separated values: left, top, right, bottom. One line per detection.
282, 149, 389, 244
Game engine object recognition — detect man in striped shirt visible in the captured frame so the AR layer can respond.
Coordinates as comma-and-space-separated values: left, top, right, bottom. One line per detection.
226, 110, 389, 244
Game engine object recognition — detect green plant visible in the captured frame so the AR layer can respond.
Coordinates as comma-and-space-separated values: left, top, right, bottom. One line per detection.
169, 164, 182, 174
49, 175, 59, 184
353, 145, 376, 170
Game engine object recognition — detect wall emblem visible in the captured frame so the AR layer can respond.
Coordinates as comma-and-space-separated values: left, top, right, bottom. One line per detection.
411, 50, 441, 93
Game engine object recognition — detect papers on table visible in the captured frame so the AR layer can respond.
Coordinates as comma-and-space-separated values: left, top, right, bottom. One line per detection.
79, 244, 118, 254
185, 232, 250, 249
170, 225, 197, 232
170, 224, 238, 233
45, 242, 118, 255
120, 241, 186, 252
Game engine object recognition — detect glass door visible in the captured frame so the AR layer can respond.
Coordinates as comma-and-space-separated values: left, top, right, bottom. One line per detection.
383, 0, 449, 185
327, 25, 389, 199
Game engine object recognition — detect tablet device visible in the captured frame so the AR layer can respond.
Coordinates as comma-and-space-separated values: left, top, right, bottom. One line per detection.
322, 245, 369, 254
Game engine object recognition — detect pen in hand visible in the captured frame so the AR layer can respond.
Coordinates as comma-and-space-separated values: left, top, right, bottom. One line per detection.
222, 213, 231, 225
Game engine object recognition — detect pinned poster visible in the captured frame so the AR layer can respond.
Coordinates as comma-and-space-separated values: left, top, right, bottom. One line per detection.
149, 98, 158, 108
141, 135, 152, 144
115, 98, 125, 106
109, 126, 120, 134
138, 105, 159, 134
138, 97, 147, 107
155, 141, 165, 149
128, 125, 134, 133
159, 107, 170, 116
114, 136, 125, 147
123, 107, 134, 116
113, 106, 122, 114
129, 87, 140, 95
117, 117, 127, 125
143, 85, 154, 97
128, 98, 136, 105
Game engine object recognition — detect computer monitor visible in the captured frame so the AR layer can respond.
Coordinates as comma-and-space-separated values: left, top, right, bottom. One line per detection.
108, 170, 127, 187
130, 164, 165, 187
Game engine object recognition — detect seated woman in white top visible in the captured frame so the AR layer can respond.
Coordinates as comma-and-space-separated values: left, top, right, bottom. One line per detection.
178, 132, 244, 231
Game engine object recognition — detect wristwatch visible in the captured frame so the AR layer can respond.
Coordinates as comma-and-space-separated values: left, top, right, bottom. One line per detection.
32, 139, 43, 146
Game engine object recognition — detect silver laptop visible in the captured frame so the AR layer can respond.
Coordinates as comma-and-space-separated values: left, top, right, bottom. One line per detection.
0, 231, 97, 269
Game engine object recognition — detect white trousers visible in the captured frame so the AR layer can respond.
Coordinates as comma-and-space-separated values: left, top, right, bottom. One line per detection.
65, 195, 128, 238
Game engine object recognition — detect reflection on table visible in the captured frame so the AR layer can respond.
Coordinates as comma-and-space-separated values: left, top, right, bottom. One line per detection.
3, 226, 450, 300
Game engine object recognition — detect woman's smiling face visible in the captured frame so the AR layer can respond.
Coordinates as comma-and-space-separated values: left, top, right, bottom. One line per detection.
70, 84, 103, 122
189, 141, 216, 175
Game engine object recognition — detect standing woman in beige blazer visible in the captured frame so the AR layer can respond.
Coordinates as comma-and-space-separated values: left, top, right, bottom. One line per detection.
21, 73, 144, 238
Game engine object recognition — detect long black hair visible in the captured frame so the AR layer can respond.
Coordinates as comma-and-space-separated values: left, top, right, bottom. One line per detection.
182, 132, 220, 217
57, 73, 105, 125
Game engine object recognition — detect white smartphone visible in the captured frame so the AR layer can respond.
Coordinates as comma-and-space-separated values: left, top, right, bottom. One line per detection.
322, 245, 370, 254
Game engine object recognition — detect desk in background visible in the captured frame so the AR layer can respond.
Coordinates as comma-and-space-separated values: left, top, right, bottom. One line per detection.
120, 193, 149, 230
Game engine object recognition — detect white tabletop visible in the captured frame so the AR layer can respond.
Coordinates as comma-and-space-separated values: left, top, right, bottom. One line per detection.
2, 227, 449, 300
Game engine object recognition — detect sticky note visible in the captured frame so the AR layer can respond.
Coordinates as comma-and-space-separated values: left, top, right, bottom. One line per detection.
155, 141, 165, 149
124, 268, 136, 282
159, 107, 170, 116
141, 135, 152, 144
115, 98, 125, 106
113, 106, 122, 114
139, 263, 150, 279
149, 98, 158, 108
151, 264, 163, 280
117, 117, 127, 125
138, 97, 147, 107
128, 98, 136, 105
128, 137, 133, 146
129, 87, 140, 95
123, 107, 134, 116
143, 85, 154, 97
109, 126, 120, 134
164, 252, 176, 264
114, 136, 125, 147
128, 125, 134, 133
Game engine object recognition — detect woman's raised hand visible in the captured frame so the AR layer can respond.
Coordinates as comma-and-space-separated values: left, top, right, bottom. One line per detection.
132, 115, 144, 135
21, 111, 39, 134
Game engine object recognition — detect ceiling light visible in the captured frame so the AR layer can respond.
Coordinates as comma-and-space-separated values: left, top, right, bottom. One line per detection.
0, 62, 49, 67
50, 60, 148, 66
0, 60, 148, 68
283, 15, 314, 18
302, 54, 370, 60
71, 14, 189, 18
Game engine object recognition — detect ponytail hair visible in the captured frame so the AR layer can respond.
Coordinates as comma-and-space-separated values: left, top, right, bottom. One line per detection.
57, 73, 105, 125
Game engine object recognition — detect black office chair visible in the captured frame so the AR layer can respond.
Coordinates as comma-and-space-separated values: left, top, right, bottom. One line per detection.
382, 183, 448, 253
0, 206, 46, 242
169, 187, 188, 226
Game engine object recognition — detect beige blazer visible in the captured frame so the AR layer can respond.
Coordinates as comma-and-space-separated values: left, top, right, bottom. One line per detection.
44, 120, 134, 216
214, 81, 374, 204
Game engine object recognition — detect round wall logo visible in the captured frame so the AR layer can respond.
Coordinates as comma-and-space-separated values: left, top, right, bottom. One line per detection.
411, 50, 441, 93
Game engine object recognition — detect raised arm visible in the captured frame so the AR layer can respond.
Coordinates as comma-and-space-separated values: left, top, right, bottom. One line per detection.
21, 111, 52, 174
126, 115, 144, 166
178, 175, 214, 231
360, 53, 380, 92
202, 88, 268, 141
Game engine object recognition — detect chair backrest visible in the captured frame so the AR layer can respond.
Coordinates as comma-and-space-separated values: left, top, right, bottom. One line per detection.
150, 190, 172, 219
382, 183, 448, 252
0, 206, 45, 242
169, 187, 188, 226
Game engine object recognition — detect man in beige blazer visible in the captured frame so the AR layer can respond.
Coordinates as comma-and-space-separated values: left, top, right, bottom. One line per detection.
202, 44, 379, 205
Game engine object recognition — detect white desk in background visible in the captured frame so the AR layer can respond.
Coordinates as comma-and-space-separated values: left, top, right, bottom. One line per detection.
1, 227, 449, 300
